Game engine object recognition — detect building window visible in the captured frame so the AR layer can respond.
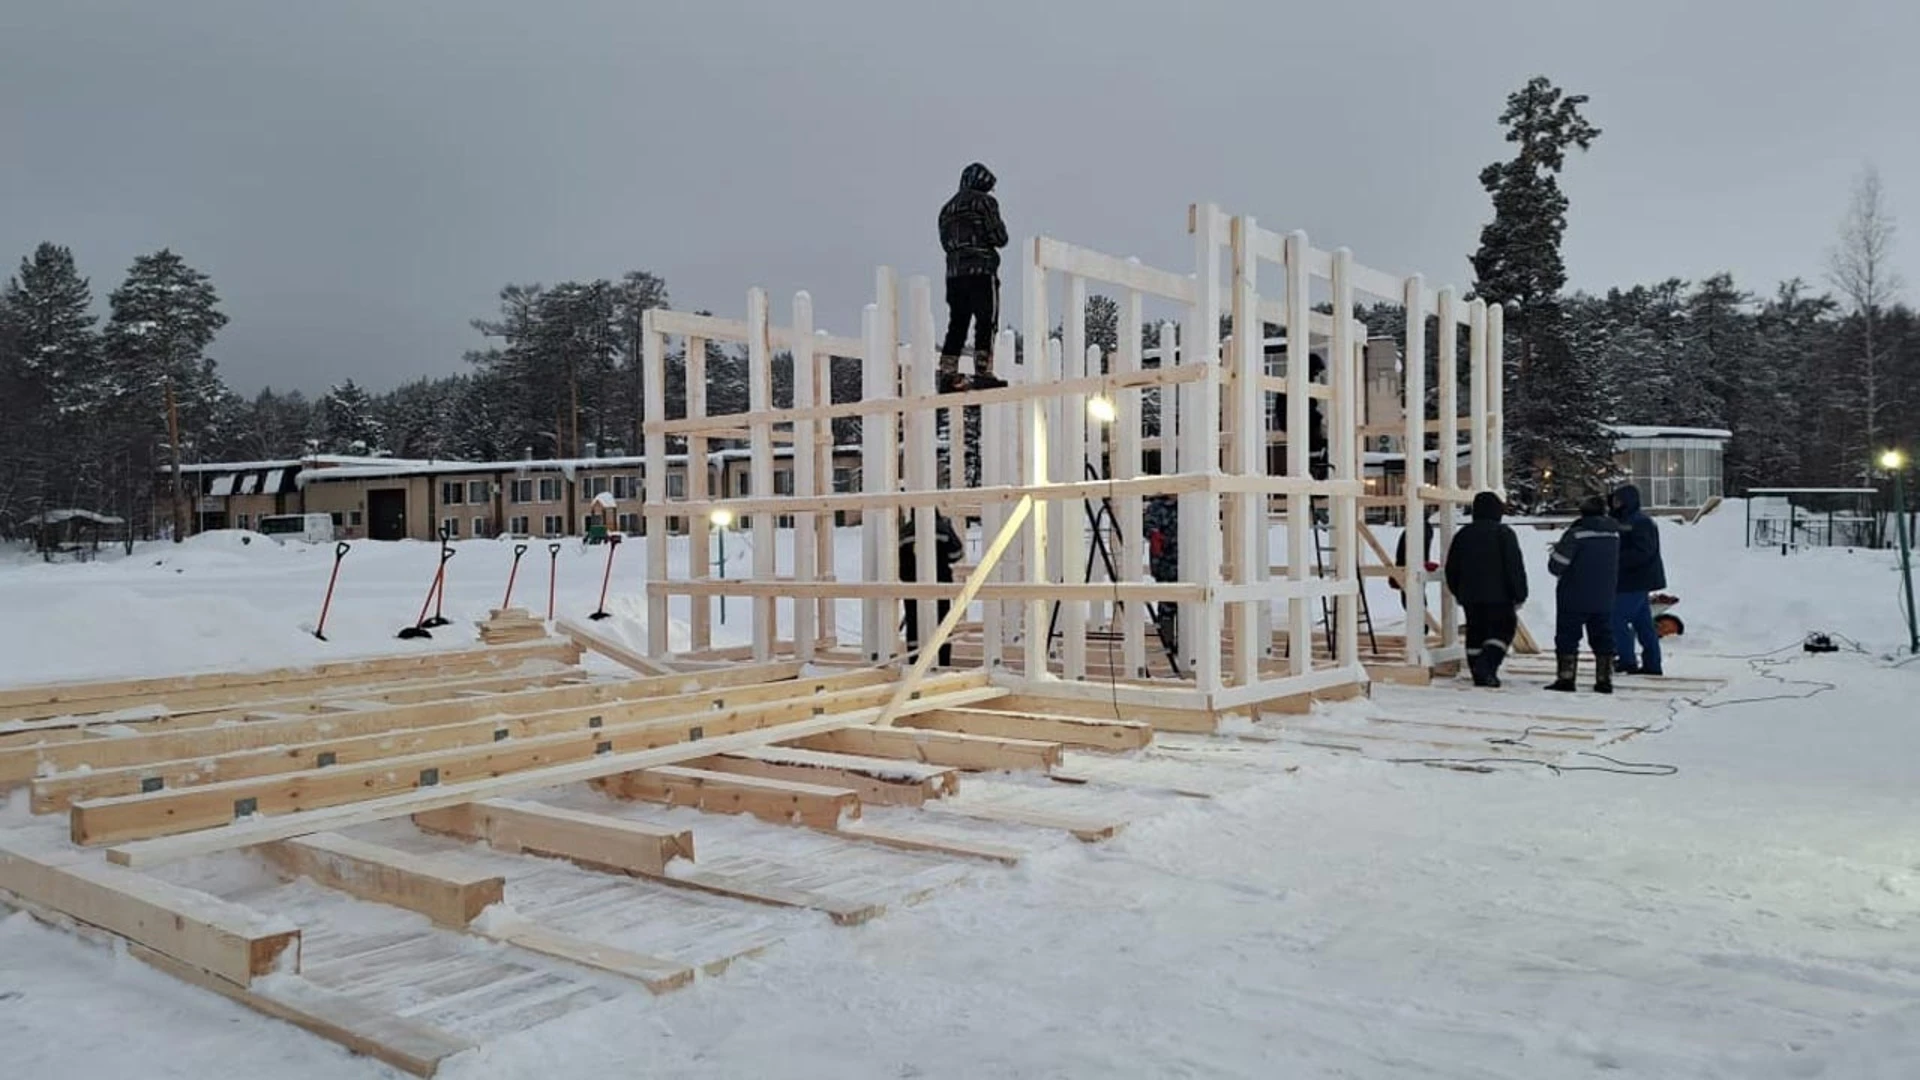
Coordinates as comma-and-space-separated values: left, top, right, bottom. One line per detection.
774, 470, 794, 495
737, 474, 750, 496
442, 517, 460, 538
440, 481, 464, 505
543, 515, 564, 536
581, 476, 609, 499
468, 480, 489, 503
667, 473, 686, 499
510, 479, 533, 503
330, 511, 344, 527
349, 509, 363, 526
237, 513, 250, 530
509, 515, 529, 535
472, 516, 489, 538
617, 512, 639, 533
539, 477, 562, 502
833, 466, 856, 492
613, 475, 640, 500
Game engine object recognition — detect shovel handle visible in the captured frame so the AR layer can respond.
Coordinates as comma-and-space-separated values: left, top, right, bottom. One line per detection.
334, 541, 351, 559
513, 543, 529, 559
548, 543, 562, 557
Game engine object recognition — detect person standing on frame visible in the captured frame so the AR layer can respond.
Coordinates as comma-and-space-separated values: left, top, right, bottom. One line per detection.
936, 162, 1009, 394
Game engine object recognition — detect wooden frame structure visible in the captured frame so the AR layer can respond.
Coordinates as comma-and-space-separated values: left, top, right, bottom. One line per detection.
638, 203, 1511, 722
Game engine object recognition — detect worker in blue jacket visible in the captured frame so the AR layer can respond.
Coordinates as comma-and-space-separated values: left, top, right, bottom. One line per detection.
1608, 484, 1666, 676
1545, 495, 1621, 693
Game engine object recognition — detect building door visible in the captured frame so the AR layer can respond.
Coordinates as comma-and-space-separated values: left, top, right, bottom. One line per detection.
368, 488, 408, 541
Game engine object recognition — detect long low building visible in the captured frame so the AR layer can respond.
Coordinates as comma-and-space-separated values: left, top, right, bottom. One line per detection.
160, 448, 867, 542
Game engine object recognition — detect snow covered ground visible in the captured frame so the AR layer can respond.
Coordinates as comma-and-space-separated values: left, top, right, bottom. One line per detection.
4, 502, 1920, 1078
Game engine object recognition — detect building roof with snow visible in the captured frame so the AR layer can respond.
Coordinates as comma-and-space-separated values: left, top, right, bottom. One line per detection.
1606, 424, 1733, 442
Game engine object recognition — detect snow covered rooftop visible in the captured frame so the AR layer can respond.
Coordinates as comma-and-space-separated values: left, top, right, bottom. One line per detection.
298, 446, 866, 485
1607, 424, 1733, 441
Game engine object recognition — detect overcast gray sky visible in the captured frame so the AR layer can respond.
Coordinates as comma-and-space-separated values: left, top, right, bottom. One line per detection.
4, 0, 1916, 396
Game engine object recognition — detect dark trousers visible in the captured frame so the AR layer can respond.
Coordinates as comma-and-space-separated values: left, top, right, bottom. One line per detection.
1464, 603, 1518, 668
1610, 591, 1662, 672
942, 274, 999, 367
1554, 609, 1615, 656
901, 551, 953, 666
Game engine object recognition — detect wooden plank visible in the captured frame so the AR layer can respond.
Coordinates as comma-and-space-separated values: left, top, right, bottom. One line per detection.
101, 684, 1005, 869
985, 693, 1218, 735
831, 821, 1023, 865
127, 944, 472, 1077
412, 797, 692, 877
471, 914, 694, 994
70, 672, 991, 847
260, 832, 505, 928
696, 746, 958, 807
901, 707, 1153, 751
556, 619, 682, 675
3, 659, 825, 789
596, 766, 860, 830
0, 641, 583, 723
923, 800, 1125, 842
0, 841, 298, 984
785, 726, 1062, 772
651, 863, 884, 926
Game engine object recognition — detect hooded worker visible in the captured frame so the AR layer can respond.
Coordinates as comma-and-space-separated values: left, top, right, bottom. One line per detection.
1609, 483, 1667, 676
936, 162, 1010, 393
1443, 491, 1529, 687
1545, 494, 1621, 693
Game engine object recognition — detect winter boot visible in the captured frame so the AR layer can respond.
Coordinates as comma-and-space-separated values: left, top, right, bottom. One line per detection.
937, 356, 969, 394
971, 359, 1007, 391
1593, 652, 1613, 695
1468, 652, 1495, 687
1544, 652, 1578, 693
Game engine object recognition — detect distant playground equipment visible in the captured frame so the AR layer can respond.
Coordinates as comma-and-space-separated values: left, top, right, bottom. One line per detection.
311, 541, 350, 641
1744, 488, 1880, 550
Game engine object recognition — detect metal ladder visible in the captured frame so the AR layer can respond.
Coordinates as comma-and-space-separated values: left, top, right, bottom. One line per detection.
1309, 499, 1377, 660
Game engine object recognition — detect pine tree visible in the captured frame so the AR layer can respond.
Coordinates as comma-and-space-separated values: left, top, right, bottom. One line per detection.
99, 249, 230, 540
1469, 76, 1609, 505
320, 379, 384, 455
0, 244, 100, 529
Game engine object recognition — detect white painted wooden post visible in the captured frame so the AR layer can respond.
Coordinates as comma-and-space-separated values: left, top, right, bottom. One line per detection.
1468, 298, 1489, 496
1230, 216, 1261, 688
1084, 344, 1108, 639
642, 312, 669, 656
982, 327, 1016, 670
746, 288, 776, 661
1329, 250, 1360, 667
686, 337, 711, 650
1434, 287, 1458, 654
1117, 289, 1146, 677
1022, 243, 1053, 681
907, 277, 939, 663
791, 293, 817, 662
814, 342, 834, 648
1283, 231, 1313, 678
860, 305, 883, 661
1183, 203, 1224, 695
1488, 301, 1506, 495
1060, 275, 1087, 680
1401, 276, 1428, 668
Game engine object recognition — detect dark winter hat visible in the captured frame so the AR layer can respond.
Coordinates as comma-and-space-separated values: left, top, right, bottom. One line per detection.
1579, 495, 1607, 518
960, 162, 996, 192
1471, 491, 1504, 522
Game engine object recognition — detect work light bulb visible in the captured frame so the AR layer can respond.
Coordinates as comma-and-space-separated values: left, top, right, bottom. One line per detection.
1087, 395, 1118, 424
710, 509, 733, 528
1882, 449, 1907, 471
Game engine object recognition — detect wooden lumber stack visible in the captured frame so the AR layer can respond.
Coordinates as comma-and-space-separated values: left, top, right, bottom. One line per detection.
478, 608, 547, 645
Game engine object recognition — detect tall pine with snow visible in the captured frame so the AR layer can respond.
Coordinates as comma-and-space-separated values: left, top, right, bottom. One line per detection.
1470, 76, 1611, 506
320, 379, 385, 455
0, 244, 99, 528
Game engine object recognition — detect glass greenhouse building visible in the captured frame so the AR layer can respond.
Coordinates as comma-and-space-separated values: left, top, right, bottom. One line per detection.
1608, 425, 1730, 510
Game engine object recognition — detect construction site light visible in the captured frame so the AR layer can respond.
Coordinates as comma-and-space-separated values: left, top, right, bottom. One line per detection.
1087, 395, 1118, 424
1881, 449, 1907, 471
709, 508, 734, 528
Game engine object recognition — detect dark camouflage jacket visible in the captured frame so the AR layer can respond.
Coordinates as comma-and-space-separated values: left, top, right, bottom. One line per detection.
939, 163, 1008, 278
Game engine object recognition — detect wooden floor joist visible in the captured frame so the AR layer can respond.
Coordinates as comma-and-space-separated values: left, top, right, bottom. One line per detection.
657, 863, 886, 926
471, 914, 696, 993
261, 831, 506, 928
70, 674, 995, 847
4, 659, 821, 788
0, 640, 584, 724
695, 746, 960, 807
412, 798, 693, 877
900, 707, 1154, 751
0, 841, 299, 985
968, 692, 1221, 734
596, 766, 861, 830
831, 821, 1024, 865
784, 725, 1063, 772
102, 683, 1005, 868
922, 800, 1126, 842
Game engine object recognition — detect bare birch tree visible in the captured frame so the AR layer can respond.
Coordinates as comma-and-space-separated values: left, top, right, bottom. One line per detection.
1828, 164, 1904, 472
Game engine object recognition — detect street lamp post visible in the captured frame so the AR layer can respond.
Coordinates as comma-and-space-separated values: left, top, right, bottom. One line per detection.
1884, 449, 1917, 655
710, 508, 733, 624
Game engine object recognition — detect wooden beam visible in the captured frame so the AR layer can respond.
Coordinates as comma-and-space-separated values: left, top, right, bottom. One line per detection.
696, 746, 958, 807
70, 672, 992, 847
101, 684, 1006, 869
260, 832, 504, 928
831, 821, 1022, 865
467, 914, 695, 993
923, 800, 1125, 842
3, 659, 816, 787
901, 707, 1153, 751
0, 841, 298, 984
556, 619, 681, 675
784, 726, 1062, 772
0, 641, 583, 723
876, 494, 1034, 727
984, 694, 1218, 735
125, 944, 472, 1077
596, 766, 859, 830
411, 797, 692, 878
